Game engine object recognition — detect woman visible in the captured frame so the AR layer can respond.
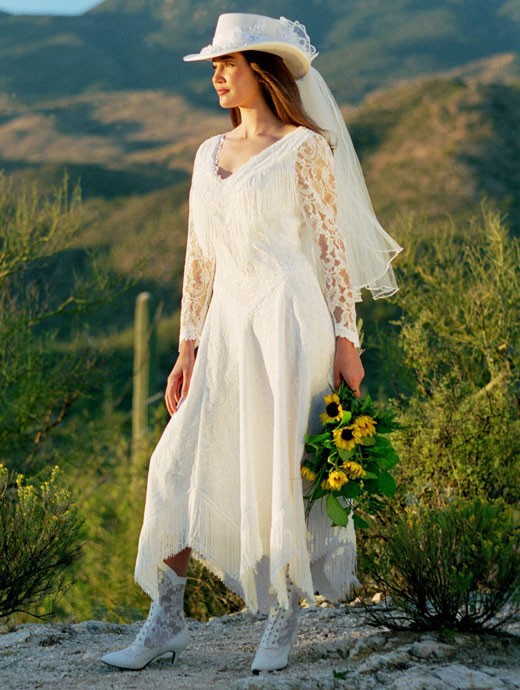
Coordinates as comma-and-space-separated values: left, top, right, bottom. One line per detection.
101, 13, 401, 675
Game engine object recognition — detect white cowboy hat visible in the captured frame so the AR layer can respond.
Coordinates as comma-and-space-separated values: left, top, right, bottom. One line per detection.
183, 13, 317, 79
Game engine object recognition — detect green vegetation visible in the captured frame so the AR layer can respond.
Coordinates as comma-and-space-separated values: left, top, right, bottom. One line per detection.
0, 174, 125, 475
368, 499, 519, 631
357, 208, 519, 630
393, 208, 519, 504
0, 465, 82, 619
0, 1, 519, 626
0, 175, 140, 621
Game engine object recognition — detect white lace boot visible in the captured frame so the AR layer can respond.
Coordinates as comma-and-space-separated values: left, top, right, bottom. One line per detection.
101, 563, 190, 670
251, 584, 299, 674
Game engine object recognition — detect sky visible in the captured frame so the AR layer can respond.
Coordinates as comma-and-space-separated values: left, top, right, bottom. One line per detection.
0, 0, 102, 14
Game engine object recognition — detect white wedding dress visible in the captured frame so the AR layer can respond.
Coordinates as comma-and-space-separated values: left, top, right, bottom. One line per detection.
135, 126, 359, 612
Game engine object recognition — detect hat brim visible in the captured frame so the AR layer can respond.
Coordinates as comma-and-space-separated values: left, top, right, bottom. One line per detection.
183, 42, 309, 79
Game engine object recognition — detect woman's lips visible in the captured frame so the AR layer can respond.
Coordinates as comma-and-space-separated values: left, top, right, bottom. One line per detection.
216, 89, 229, 96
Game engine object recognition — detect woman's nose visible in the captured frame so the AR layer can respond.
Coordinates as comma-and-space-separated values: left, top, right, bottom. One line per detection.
212, 65, 225, 82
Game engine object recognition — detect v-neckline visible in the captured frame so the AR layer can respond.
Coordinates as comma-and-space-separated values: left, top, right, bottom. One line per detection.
213, 126, 303, 182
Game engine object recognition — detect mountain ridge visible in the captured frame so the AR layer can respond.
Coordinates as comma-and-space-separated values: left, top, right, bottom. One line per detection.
1, 0, 518, 104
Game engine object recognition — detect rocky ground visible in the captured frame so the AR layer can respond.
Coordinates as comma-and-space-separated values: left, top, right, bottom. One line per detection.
1, 604, 518, 690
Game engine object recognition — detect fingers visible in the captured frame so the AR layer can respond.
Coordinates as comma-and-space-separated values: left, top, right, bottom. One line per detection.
182, 368, 192, 400
334, 366, 364, 397
165, 362, 194, 417
165, 382, 177, 416
165, 371, 182, 416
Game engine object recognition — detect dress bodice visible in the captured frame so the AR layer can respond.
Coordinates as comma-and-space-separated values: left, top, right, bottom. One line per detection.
179, 127, 359, 348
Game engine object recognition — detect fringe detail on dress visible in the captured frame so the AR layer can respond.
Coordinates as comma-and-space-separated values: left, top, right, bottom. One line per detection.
192, 133, 303, 271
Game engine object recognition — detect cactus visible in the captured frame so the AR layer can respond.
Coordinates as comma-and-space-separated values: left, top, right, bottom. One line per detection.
132, 292, 151, 467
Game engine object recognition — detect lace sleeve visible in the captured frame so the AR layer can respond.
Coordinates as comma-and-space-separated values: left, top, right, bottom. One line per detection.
296, 132, 360, 347
178, 212, 215, 350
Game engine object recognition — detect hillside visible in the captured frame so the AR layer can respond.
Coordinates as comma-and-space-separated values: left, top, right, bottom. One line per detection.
0, 0, 518, 104
1, 54, 517, 275
1, 51, 516, 372
349, 53, 520, 230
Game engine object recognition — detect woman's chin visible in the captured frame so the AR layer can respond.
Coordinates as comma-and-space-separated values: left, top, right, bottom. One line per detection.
218, 96, 234, 108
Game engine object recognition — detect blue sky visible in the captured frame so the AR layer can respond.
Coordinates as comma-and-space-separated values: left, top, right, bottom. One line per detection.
0, 0, 102, 14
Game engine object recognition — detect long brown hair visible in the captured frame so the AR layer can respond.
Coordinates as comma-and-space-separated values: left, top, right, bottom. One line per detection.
229, 50, 324, 137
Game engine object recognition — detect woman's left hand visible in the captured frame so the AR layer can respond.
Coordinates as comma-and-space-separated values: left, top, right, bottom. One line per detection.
333, 337, 364, 397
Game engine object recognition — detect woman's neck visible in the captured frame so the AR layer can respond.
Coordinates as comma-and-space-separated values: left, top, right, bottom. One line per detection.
237, 101, 284, 138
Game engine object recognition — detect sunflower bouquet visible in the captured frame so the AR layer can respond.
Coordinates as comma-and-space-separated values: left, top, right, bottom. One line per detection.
301, 380, 400, 529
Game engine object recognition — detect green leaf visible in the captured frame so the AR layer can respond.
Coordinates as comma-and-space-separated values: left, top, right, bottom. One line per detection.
374, 436, 391, 447
341, 481, 362, 498
311, 485, 327, 501
362, 471, 378, 479
359, 436, 376, 446
337, 447, 355, 461
341, 410, 352, 424
326, 494, 348, 527
363, 479, 380, 494
378, 453, 400, 471
353, 514, 369, 529
365, 462, 380, 475
378, 471, 397, 496
306, 432, 331, 443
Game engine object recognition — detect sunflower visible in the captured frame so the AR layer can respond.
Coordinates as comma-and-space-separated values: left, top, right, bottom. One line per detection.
333, 426, 357, 451
342, 461, 365, 480
301, 465, 317, 482
326, 470, 348, 491
351, 415, 377, 437
320, 393, 343, 424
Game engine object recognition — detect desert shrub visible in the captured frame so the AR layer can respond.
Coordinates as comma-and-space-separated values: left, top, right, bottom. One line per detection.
0, 465, 83, 619
366, 499, 519, 631
357, 209, 518, 594
392, 208, 519, 505
0, 173, 125, 475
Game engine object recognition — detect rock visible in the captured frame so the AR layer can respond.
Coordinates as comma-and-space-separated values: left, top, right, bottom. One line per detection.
1, 608, 518, 690
480, 667, 520, 688
433, 664, 506, 689
357, 649, 412, 674
348, 633, 388, 660
388, 670, 451, 690
408, 640, 454, 660
0, 629, 31, 648
70, 620, 126, 634
234, 677, 336, 690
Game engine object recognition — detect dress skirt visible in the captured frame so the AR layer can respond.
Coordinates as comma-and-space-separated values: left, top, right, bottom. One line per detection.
134, 259, 357, 613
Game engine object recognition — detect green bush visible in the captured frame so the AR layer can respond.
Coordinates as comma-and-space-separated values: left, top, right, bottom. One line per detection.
0, 465, 83, 619
392, 208, 519, 505
0, 173, 125, 475
367, 499, 519, 631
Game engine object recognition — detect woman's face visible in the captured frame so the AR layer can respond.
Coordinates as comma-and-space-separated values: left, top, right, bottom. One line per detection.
211, 52, 262, 109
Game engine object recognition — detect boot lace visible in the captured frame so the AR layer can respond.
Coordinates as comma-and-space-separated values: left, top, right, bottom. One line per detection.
133, 569, 186, 649
260, 604, 298, 649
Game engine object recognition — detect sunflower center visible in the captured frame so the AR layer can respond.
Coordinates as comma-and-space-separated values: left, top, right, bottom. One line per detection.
341, 428, 354, 441
326, 403, 340, 417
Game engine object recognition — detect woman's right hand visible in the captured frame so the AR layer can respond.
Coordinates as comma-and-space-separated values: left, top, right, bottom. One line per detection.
165, 341, 196, 416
